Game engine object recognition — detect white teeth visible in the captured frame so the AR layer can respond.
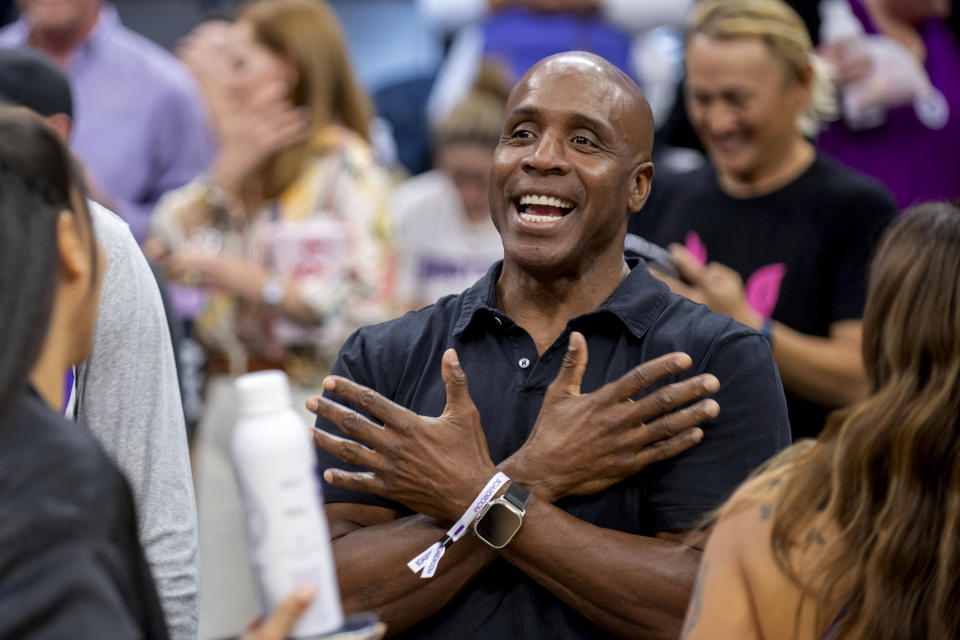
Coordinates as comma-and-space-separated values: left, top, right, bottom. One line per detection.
520, 212, 563, 223
518, 194, 574, 209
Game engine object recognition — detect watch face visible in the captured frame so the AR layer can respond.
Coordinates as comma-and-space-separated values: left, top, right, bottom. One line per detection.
475, 502, 523, 548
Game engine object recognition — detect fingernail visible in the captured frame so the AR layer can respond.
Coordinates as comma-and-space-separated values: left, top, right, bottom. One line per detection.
692, 427, 704, 442
704, 375, 719, 392
306, 397, 318, 411
323, 469, 335, 483
705, 399, 720, 416
322, 377, 335, 391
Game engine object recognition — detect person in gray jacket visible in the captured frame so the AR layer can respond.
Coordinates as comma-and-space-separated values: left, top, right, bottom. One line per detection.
0, 47, 199, 639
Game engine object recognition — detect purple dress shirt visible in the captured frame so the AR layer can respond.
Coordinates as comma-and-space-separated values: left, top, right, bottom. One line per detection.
818, 0, 960, 210
0, 5, 214, 242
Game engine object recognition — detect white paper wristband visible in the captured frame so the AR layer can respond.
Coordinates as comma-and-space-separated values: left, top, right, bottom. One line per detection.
407, 471, 509, 579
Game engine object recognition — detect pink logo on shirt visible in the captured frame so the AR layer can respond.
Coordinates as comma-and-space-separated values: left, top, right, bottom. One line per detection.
685, 231, 786, 319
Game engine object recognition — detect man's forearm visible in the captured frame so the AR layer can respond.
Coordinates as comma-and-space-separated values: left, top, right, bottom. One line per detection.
332, 499, 698, 639
331, 511, 498, 634
501, 496, 700, 639
770, 322, 867, 407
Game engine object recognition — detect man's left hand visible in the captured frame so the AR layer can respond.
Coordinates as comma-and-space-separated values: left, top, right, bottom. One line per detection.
309, 349, 498, 522
656, 244, 763, 330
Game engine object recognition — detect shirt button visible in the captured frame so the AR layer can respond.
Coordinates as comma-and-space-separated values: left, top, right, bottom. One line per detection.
518, 358, 530, 369
494, 317, 503, 327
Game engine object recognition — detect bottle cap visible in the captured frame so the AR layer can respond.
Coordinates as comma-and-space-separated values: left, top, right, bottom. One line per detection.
235, 370, 292, 418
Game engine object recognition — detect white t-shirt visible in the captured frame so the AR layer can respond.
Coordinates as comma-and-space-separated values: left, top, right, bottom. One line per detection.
392, 170, 503, 309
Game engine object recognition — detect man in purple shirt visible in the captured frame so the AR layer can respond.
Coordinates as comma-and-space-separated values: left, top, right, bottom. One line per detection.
0, 0, 214, 243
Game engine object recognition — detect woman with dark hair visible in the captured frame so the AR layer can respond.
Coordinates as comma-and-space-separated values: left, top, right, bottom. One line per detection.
681, 200, 960, 639
0, 106, 321, 639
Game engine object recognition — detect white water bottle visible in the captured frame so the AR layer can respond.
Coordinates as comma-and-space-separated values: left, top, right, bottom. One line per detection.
233, 370, 344, 638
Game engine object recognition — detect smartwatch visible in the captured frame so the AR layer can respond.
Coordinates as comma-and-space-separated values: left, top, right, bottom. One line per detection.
261, 275, 286, 307
473, 482, 531, 549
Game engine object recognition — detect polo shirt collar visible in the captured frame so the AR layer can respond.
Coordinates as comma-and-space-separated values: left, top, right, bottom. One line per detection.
453, 258, 672, 340
453, 261, 503, 336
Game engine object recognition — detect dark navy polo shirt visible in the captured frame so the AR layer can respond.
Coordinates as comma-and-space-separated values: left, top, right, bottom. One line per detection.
315, 259, 790, 639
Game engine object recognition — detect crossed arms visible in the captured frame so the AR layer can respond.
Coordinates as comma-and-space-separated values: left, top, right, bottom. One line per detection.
309, 331, 723, 638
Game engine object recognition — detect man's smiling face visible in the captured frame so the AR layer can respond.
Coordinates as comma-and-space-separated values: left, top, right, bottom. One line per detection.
489, 53, 653, 278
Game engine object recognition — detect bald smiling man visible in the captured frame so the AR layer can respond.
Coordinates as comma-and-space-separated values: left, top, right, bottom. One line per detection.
309, 53, 790, 639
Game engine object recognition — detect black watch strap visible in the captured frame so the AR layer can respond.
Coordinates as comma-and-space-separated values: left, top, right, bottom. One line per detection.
504, 482, 531, 512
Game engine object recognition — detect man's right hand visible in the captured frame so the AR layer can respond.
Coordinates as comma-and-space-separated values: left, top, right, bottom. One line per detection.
506, 331, 720, 502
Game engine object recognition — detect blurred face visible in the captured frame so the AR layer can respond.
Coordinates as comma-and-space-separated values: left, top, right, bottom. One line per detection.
437, 143, 494, 224
879, 0, 950, 23
490, 56, 652, 275
19, 0, 100, 34
685, 34, 809, 185
227, 21, 296, 104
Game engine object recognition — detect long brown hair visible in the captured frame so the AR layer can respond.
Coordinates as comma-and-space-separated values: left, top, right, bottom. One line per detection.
239, 0, 373, 199
724, 202, 960, 638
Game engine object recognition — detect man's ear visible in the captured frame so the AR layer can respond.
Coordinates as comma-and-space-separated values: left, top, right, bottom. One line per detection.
56, 210, 90, 283
628, 161, 654, 212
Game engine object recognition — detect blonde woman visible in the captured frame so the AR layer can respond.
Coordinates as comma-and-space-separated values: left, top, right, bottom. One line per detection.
682, 201, 960, 639
150, 0, 392, 386
630, 0, 897, 440
148, 1, 392, 635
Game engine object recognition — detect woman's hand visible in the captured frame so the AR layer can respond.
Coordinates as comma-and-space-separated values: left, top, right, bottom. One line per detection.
161, 251, 269, 302
213, 81, 311, 198
177, 20, 236, 140
240, 586, 386, 640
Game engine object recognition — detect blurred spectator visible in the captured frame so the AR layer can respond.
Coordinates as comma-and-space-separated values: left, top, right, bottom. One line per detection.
391, 63, 507, 311
148, 0, 392, 635
630, 0, 897, 440
0, 46, 199, 640
0, 0, 214, 243
420, 0, 695, 128
0, 105, 170, 640
681, 200, 960, 640
818, 0, 960, 209
0, 107, 343, 640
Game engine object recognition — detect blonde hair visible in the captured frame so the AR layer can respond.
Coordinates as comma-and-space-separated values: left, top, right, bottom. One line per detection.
433, 62, 511, 151
239, 0, 373, 199
691, 0, 837, 137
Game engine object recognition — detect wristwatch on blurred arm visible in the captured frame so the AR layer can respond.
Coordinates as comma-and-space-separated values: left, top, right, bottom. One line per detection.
261, 275, 286, 307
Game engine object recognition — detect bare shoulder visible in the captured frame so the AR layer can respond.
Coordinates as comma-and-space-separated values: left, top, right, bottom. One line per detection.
692, 478, 829, 640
